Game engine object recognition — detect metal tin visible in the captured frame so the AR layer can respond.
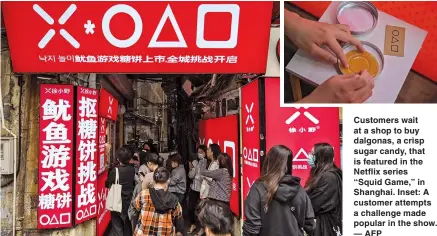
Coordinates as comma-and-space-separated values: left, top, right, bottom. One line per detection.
336, 41, 384, 79
336, 1, 378, 35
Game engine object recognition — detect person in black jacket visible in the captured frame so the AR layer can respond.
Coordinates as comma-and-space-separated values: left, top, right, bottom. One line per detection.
243, 145, 316, 236
105, 147, 136, 236
305, 143, 342, 236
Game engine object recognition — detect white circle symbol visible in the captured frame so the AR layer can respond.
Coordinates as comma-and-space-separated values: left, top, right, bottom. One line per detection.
102, 4, 143, 48
39, 215, 50, 225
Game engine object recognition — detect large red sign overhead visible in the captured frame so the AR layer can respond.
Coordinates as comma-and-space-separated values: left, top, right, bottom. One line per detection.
38, 84, 74, 229
2, 1, 272, 73
264, 78, 341, 185
98, 117, 107, 175
198, 115, 240, 217
96, 171, 111, 236
99, 89, 118, 121
75, 87, 99, 224
240, 79, 261, 201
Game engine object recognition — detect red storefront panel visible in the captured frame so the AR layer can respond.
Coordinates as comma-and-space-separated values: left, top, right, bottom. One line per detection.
38, 84, 74, 229
75, 86, 99, 224
198, 115, 240, 217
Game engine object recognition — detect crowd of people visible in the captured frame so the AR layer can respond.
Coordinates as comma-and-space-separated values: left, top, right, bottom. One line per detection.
105, 141, 342, 236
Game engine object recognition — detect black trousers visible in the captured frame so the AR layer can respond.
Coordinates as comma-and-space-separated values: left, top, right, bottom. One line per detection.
187, 190, 200, 225
110, 212, 132, 236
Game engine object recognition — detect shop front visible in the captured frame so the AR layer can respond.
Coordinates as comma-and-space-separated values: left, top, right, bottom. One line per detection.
1, 1, 274, 235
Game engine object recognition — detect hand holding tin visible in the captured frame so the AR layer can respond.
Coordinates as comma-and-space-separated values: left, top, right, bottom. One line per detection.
299, 71, 374, 103
285, 12, 365, 68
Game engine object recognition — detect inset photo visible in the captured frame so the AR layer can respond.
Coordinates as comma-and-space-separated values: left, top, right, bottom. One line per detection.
283, 1, 436, 103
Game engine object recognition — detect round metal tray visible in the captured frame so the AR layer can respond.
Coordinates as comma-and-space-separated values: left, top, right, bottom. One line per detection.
335, 41, 384, 80
336, 1, 378, 35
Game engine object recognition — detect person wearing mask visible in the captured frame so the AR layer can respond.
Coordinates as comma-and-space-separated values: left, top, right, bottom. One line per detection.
305, 143, 342, 236
243, 145, 316, 236
105, 147, 136, 236
284, 5, 374, 103
198, 199, 234, 236
168, 153, 187, 204
133, 167, 185, 236
201, 153, 233, 205
196, 144, 221, 236
129, 152, 164, 230
187, 145, 208, 234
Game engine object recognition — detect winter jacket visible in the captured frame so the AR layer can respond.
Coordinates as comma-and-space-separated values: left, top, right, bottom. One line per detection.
306, 168, 342, 236
168, 165, 187, 195
189, 158, 207, 192
201, 168, 232, 202
243, 174, 316, 236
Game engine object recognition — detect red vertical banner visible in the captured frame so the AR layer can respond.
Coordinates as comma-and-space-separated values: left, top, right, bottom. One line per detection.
98, 117, 107, 175
38, 84, 74, 229
99, 88, 118, 121
264, 78, 341, 185
198, 115, 240, 217
96, 170, 111, 236
240, 79, 261, 201
75, 86, 99, 224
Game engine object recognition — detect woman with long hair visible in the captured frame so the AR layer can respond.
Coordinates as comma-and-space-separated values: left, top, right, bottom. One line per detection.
305, 143, 342, 236
133, 167, 184, 236
243, 145, 315, 236
187, 145, 208, 234
201, 153, 233, 204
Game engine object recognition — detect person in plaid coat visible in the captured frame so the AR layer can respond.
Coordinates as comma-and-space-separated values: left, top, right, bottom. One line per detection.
134, 167, 185, 236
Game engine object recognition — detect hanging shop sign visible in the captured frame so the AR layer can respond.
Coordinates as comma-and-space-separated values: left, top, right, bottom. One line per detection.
99, 88, 118, 121
75, 86, 99, 224
38, 84, 74, 229
198, 115, 241, 217
96, 170, 111, 236
98, 117, 107, 175
264, 78, 341, 185
240, 79, 262, 201
2, 1, 273, 73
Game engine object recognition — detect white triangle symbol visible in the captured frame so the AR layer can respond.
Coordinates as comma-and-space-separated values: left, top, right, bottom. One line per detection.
50, 215, 59, 225
148, 4, 187, 48
293, 148, 309, 162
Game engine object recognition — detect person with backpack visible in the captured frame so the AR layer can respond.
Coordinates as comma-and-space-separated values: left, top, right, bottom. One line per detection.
305, 143, 343, 236
243, 145, 316, 236
133, 167, 185, 236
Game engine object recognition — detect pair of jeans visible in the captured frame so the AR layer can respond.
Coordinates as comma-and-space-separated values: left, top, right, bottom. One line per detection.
110, 211, 132, 236
187, 190, 200, 225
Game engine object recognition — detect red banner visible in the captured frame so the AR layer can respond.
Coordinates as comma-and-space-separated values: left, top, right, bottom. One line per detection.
240, 79, 261, 201
38, 84, 74, 229
264, 78, 341, 185
98, 117, 107, 175
2, 1, 272, 73
99, 89, 118, 121
75, 86, 99, 224
198, 115, 240, 217
96, 170, 111, 236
